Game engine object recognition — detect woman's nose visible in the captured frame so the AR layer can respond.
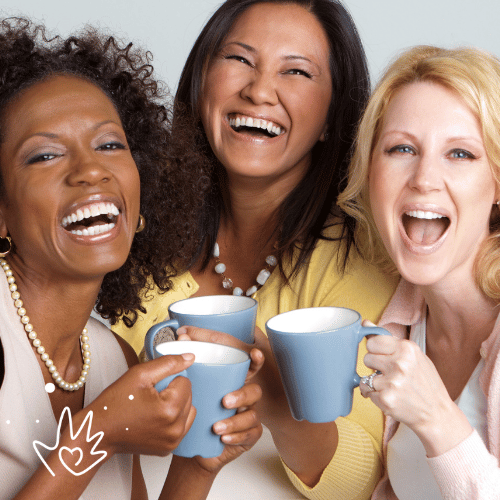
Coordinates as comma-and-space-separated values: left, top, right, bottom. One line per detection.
408, 155, 444, 193
66, 151, 111, 186
240, 71, 279, 106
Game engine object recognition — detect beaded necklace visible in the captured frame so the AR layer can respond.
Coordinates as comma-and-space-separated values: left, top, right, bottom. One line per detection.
1, 258, 90, 391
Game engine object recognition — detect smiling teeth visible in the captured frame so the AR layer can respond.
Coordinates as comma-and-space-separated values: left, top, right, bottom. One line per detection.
61, 202, 119, 228
70, 223, 116, 236
406, 210, 444, 220
229, 116, 283, 136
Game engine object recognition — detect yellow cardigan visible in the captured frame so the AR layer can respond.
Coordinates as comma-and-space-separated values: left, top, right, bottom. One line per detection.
114, 231, 398, 500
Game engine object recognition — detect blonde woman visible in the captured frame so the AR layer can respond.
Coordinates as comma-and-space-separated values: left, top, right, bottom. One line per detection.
338, 45, 500, 499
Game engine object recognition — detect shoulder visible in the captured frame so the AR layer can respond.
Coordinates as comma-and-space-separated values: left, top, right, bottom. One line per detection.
87, 317, 139, 369
113, 333, 139, 368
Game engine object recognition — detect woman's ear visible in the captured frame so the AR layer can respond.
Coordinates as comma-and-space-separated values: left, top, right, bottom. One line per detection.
0, 203, 9, 239
318, 123, 329, 142
495, 189, 500, 209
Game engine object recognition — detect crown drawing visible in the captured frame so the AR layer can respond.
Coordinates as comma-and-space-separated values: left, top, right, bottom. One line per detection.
33, 406, 107, 477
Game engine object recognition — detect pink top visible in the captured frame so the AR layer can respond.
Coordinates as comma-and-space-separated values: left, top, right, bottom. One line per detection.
371, 279, 500, 500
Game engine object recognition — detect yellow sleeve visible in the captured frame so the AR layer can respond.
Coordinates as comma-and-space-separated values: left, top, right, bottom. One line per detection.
112, 272, 198, 354
281, 340, 383, 500
282, 416, 382, 500
255, 234, 398, 499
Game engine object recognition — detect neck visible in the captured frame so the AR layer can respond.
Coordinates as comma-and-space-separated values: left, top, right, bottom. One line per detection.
4, 255, 102, 362
221, 167, 304, 245
421, 274, 498, 348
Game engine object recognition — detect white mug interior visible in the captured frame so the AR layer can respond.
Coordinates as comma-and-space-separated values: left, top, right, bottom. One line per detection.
267, 307, 359, 334
155, 340, 249, 365
170, 295, 256, 316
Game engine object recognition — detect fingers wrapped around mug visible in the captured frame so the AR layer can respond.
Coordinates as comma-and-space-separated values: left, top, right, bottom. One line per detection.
214, 382, 263, 445
91, 353, 196, 457
360, 333, 462, 436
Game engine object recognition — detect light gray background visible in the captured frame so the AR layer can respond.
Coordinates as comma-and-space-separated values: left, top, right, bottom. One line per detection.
1, 1, 498, 90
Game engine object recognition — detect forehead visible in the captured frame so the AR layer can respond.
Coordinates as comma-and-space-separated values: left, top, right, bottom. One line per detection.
381, 81, 481, 136
2, 75, 120, 142
223, 2, 330, 62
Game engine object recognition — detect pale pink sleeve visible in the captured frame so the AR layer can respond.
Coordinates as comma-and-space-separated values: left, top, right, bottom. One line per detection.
427, 430, 500, 500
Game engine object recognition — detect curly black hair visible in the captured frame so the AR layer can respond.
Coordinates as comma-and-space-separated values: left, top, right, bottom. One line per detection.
0, 17, 210, 326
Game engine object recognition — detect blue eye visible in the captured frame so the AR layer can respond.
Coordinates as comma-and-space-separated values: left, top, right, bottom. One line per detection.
449, 149, 475, 160
386, 144, 415, 155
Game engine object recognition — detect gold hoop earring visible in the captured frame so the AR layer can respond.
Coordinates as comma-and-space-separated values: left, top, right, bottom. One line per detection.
135, 214, 146, 234
0, 236, 12, 257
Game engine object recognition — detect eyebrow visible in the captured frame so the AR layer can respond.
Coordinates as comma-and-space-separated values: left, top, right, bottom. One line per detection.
14, 120, 123, 157
382, 130, 483, 142
23, 120, 120, 142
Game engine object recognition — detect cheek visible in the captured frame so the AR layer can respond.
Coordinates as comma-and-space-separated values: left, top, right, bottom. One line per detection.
295, 88, 330, 136
460, 172, 496, 226
130, 170, 141, 210
368, 168, 387, 217
199, 92, 220, 149
369, 168, 397, 240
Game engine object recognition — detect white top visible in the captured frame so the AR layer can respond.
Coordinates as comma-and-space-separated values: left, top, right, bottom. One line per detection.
0, 276, 132, 499
387, 316, 486, 500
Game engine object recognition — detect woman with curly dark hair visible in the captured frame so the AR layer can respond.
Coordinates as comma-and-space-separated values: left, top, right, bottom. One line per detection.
116, 1, 399, 499
0, 17, 263, 499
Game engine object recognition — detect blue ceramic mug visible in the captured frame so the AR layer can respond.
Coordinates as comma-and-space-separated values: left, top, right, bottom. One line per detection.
266, 307, 390, 423
145, 295, 257, 359
150, 340, 250, 458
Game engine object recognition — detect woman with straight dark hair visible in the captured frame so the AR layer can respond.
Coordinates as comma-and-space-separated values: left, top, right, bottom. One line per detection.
115, 1, 398, 497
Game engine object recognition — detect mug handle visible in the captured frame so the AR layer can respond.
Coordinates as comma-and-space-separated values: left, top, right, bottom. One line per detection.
145, 319, 180, 360
353, 325, 390, 388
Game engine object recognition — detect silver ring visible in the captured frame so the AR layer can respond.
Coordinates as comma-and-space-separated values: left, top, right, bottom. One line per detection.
361, 371, 380, 392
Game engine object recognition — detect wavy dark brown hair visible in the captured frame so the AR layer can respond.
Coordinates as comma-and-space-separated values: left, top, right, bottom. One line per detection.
0, 17, 210, 326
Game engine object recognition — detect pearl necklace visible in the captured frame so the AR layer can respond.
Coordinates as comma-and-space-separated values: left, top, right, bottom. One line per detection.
0, 258, 90, 392
213, 243, 277, 296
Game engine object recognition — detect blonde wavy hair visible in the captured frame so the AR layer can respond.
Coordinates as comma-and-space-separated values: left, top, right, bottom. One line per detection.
337, 45, 500, 300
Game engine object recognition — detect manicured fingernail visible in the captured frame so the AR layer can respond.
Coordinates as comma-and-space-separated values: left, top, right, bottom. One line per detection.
224, 395, 236, 407
182, 353, 194, 361
213, 422, 226, 434
177, 327, 187, 335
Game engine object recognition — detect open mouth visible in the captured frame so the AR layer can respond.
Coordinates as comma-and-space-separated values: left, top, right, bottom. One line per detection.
229, 114, 284, 138
402, 210, 450, 246
61, 202, 119, 236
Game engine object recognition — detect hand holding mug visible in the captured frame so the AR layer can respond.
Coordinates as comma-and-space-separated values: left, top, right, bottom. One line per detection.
145, 296, 258, 358
148, 340, 256, 458
266, 307, 390, 423
192, 379, 263, 474
360, 320, 473, 456
88, 353, 196, 457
